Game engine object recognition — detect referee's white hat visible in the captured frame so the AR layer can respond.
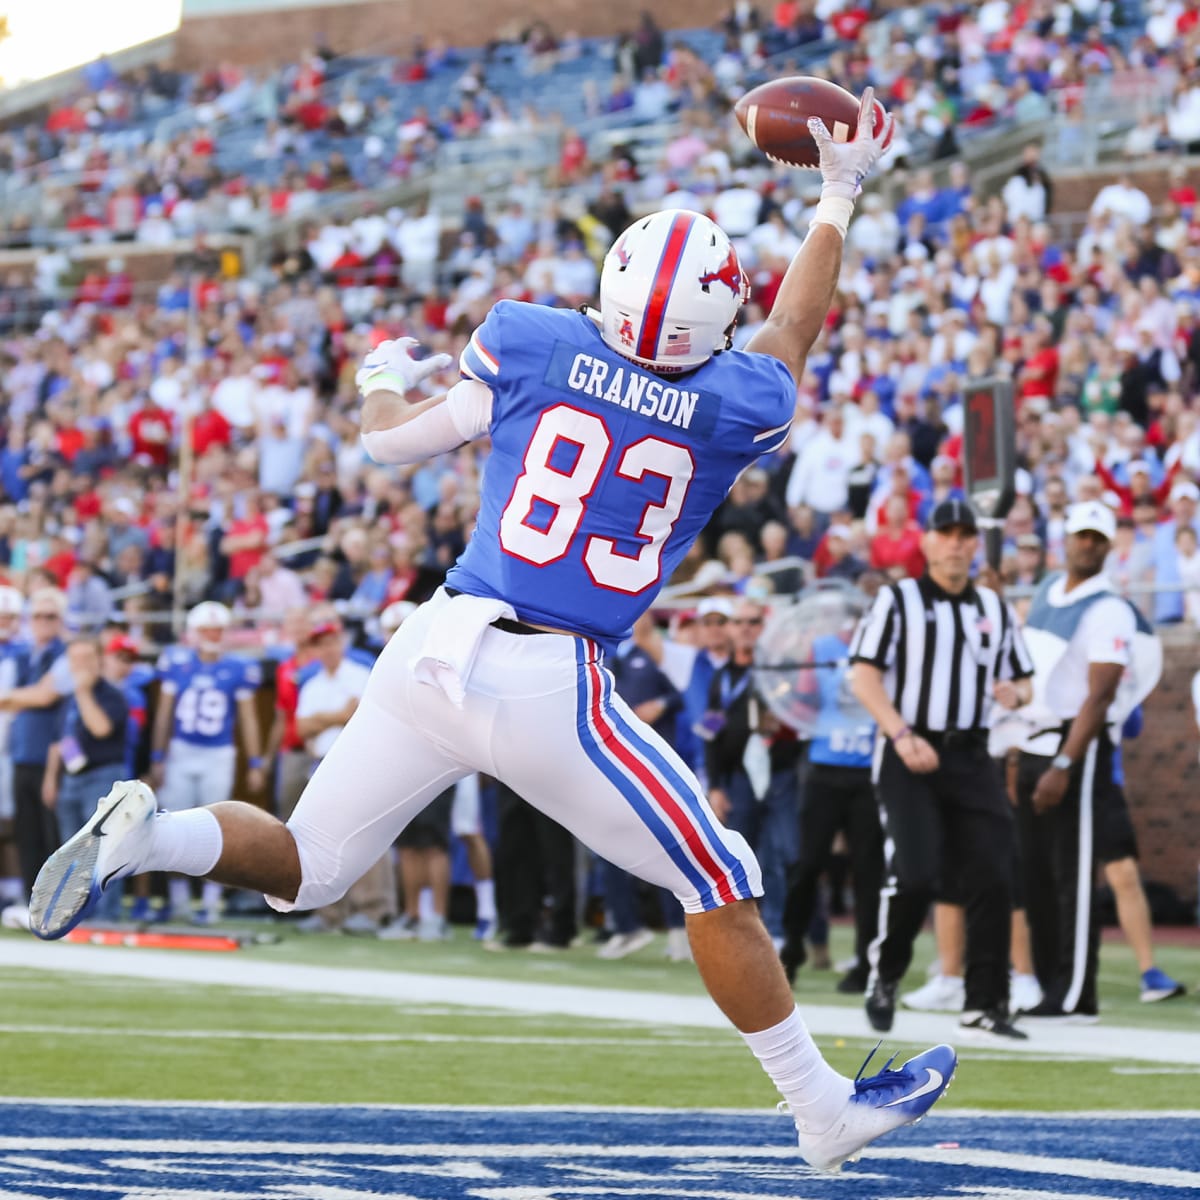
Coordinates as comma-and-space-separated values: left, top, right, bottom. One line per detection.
1064, 500, 1117, 541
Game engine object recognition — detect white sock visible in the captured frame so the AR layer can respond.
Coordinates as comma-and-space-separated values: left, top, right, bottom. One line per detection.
150, 809, 224, 877
201, 880, 223, 912
474, 878, 496, 921
418, 886, 434, 921
741, 1007, 852, 1134
168, 876, 192, 913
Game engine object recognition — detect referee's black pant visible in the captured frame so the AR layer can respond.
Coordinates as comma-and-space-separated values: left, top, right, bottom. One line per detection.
871, 734, 1014, 1014
1015, 737, 1114, 1017
13, 762, 59, 901
782, 762, 882, 975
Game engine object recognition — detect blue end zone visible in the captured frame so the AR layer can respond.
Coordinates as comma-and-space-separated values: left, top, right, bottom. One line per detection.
0, 1104, 1196, 1197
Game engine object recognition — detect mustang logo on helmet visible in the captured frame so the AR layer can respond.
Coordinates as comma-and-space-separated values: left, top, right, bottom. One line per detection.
698, 247, 747, 300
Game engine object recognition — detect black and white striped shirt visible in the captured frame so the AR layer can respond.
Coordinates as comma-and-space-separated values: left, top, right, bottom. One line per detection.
849, 575, 1034, 733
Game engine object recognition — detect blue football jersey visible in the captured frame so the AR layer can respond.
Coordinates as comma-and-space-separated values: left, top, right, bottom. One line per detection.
807, 635, 876, 769
156, 646, 261, 748
451, 301, 795, 651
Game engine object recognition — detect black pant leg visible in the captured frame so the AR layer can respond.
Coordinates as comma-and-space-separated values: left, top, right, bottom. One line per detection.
533, 808, 577, 947
495, 785, 541, 945
1048, 742, 1104, 1014
13, 763, 58, 899
780, 762, 845, 954
871, 743, 942, 985
1016, 753, 1059, 992
845, 769, 884, 970
936, 746, 1014, 1013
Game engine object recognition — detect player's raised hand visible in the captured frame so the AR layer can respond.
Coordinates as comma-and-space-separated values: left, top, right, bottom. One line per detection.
807, 86, 895, 200
355, 337, 454, 399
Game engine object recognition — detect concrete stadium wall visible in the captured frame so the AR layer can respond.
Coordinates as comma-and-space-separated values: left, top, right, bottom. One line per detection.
174, 0, 734, 68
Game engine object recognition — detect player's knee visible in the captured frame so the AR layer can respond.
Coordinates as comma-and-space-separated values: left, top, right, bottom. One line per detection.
673, 828, 763, 913
286, 818, 352, 909
1104, 855, 1139, 893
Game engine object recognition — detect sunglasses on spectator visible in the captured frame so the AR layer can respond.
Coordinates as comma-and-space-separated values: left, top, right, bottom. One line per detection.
731, 617, 763, 626
32, 612, 61, 620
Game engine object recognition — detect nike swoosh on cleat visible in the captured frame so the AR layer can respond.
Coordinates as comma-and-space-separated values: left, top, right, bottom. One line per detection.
882, 1068, 943, 1107
91, 805, 116, 838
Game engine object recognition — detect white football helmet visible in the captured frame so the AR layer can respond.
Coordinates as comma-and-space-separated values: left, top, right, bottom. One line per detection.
187, 601, 231, 648
597, 209, 750, 373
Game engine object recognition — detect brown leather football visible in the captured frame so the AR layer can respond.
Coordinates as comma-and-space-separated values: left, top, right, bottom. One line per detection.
733, 76, 888, 169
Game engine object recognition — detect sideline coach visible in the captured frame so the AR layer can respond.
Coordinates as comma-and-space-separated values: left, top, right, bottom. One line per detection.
848, 499, 1034, 1039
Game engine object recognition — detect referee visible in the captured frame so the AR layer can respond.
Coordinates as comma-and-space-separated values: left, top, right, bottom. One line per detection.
849, 499, 1034, 1040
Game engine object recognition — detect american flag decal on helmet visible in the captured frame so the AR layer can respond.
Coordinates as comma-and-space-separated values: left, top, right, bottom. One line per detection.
664, 330, 692, 356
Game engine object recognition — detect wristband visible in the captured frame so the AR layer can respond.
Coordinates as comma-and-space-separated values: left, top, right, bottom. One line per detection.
359, 369, 411, 396
151, 750, 165, 764
248, 756, 265, 770
810, 193, 856, 239
890, 726, 912, 743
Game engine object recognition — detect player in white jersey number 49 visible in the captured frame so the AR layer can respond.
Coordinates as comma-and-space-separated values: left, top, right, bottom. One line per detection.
30, 87, 953, 1172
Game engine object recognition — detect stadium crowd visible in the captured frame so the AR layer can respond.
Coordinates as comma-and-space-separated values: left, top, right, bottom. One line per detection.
1, 0, 1199, 986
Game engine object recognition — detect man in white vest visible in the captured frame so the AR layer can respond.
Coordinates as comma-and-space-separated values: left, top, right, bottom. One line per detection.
1013, 501, 1173, 1021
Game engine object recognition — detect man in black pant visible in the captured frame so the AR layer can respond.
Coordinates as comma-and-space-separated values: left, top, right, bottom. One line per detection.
1013, 500, 1167, 1020
492, 782, 577, 950
780, 619, 882, 994
849, 500, 1034, 1040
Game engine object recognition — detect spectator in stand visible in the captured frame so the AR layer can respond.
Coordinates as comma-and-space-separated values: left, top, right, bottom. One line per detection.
785, 406, 855, 517
1152, 480, 1200, 623
821, 523, 867, 583
1001, 144, 1054, 225
870, 495, 927, 580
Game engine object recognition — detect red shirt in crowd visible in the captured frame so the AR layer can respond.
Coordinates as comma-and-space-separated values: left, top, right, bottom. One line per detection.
869, 523, 926, 578
1019, 345, 1058, 403
129, 405, 174, 468
44, 550, 77, 587
191, 408, 233, 457
273, 654, 307, 753
226, 514, 269, 579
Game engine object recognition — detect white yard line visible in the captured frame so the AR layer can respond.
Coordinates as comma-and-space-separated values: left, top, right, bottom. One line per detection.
1, 939, 1196, 1065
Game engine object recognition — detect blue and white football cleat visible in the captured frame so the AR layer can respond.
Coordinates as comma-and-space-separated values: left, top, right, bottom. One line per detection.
1140, 967, 1186, 1003
29, 780, 157, 941
793, 1043, 957, 1172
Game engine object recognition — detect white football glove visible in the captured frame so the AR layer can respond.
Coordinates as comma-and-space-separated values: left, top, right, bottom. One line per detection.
355, 336, 454, 398
807, 86, 896, 202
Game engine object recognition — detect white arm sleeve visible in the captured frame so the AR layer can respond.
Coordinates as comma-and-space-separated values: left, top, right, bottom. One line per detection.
360, 379, 494, 465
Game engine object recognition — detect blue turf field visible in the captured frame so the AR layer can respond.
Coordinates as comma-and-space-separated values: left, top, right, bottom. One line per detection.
0, 1104, 1196, 1197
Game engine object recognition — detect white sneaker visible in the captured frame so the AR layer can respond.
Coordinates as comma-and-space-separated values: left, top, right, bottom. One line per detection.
342, 912, 380, 935
1010, 971, 1043, 1015
794, 1044, 958, 1172
377, 915, 418, 940
30, 780, 157, 941
597, 928, 655, 960
417, 916, 449, 942
902, 974, 965, 1013
665, 927, 692, 962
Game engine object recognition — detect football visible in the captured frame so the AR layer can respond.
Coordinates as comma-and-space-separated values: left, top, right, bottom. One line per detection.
733, 76, 888, 169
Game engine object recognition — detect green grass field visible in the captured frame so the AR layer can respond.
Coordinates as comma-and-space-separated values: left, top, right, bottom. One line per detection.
2, 921, 1196, 1113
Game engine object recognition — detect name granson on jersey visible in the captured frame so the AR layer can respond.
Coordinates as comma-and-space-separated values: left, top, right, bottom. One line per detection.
543, 342, 722, 440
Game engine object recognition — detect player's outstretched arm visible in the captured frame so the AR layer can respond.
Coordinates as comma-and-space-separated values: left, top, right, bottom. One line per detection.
744, 87, 894, 384
357, 337, 492, 466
